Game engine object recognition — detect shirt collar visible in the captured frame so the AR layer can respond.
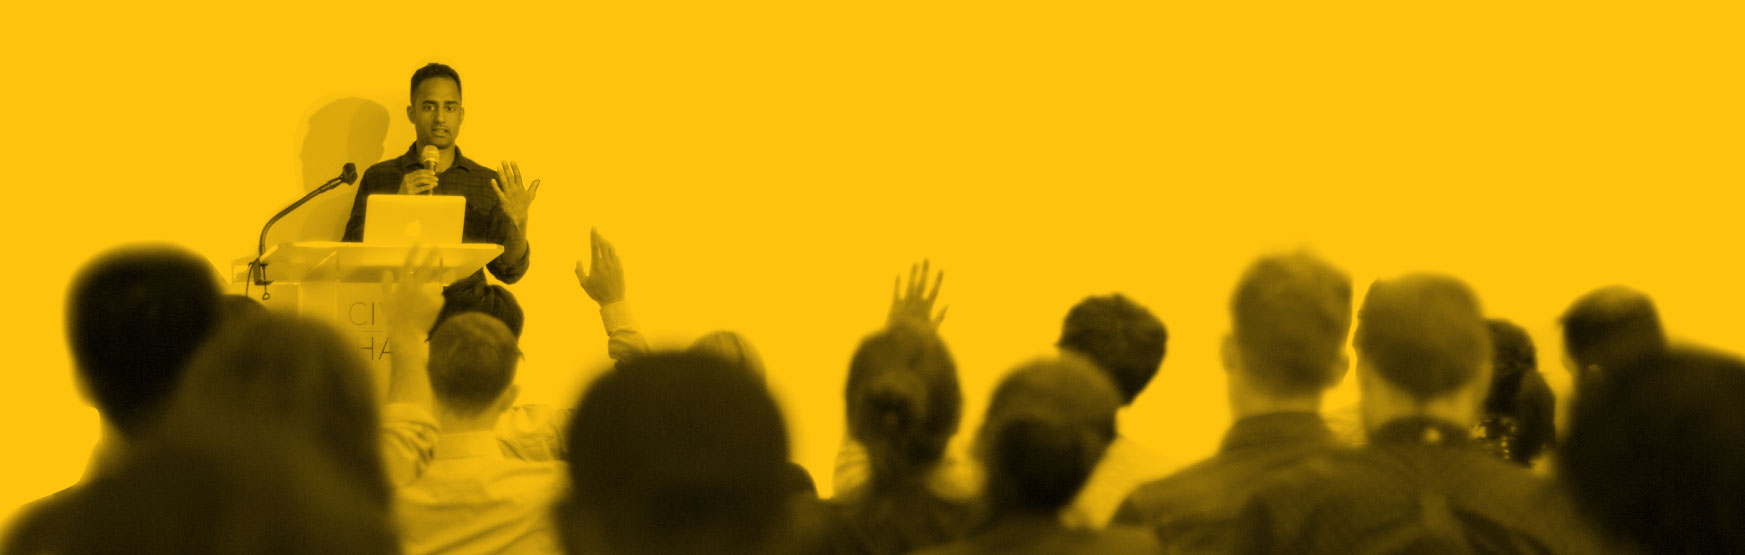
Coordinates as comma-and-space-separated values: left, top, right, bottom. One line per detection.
1220, 411, 1335, 453
397, 142, 478, 173
433, 431, 505, 461
1368, 416, 1474, 448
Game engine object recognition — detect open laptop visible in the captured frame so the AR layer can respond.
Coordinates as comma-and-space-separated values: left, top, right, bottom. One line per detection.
362, 194, 465, 244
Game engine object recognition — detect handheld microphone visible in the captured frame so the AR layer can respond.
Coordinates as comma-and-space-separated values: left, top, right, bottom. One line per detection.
420, 146, 440, 195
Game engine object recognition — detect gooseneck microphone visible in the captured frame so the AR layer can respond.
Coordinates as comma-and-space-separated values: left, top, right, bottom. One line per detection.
249, 163, 360, 294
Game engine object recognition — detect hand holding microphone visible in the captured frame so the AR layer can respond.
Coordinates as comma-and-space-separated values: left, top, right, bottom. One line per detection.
399, 145, 441, 195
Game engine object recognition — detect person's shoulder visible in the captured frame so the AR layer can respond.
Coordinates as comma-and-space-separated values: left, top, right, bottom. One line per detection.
362, 158, 406, 176
1087, 526, 1163, 555
3, 483, 86, 554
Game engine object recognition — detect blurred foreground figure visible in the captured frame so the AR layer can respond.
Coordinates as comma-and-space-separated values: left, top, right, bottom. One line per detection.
1053, 293, 1174, 528
1475, 320, 1556, 468
1234, 274, 1605, 555
3, 245, 223, 553
558, 352, 793, 555
915, 358, 1159, 555
17, 314, 397, 554
1114, 252, 1353, 553
1560, 347, 1745, 554
818, 321, 977, 555
1560, 286, 1665, 386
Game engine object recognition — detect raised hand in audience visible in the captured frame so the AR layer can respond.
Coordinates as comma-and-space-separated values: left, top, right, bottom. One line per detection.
381, 246, 445, 409
575, 227, 626, 307
889, 259, 947, 330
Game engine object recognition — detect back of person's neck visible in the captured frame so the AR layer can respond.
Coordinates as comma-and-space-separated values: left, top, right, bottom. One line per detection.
1361, 388, 1479, 435
435, 407, 499, 434
1228, 373, 1324, 420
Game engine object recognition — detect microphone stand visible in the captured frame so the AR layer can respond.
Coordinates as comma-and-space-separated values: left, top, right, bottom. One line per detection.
249, 163, 359, 299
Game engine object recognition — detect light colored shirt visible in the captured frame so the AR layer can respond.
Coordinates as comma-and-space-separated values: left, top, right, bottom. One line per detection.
394, 431, 566, 555
1062, 435, 1179, 529
380, 301, 646, 482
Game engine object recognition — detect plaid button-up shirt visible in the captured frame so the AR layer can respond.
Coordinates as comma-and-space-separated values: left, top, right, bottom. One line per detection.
341, 143, 530, 285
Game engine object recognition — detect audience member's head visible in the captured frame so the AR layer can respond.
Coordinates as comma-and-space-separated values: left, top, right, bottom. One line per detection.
428, 312, 522, 419
166, 313, 390, 505
1056, 294, 1167, 406
1560, 346, 1745, 554
1225, 252, 1353, 402
434, 283, 525, 337
846, 322, 963, 488
1560, 285, 1665, 384
219, 294, 267, 323
690, 330, 767, 382
976, 356, 1121, 517
1477, 319, 1556, 465
560, 352, 790, 555
1353, 274, 1492, 429
55, 429, 398, 555
46, 313, 399, 554
65, 244, 222, 439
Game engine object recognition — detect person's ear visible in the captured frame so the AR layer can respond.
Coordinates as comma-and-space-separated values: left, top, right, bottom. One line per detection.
1328, 350, 1351, 387
1221, 333, 1239, 374
497, 383, 520, 413
406, 104, 415, 123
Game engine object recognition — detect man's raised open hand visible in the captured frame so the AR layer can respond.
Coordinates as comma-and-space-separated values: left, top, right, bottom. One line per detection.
888, 259, 947, 331
492, 160, 540, 231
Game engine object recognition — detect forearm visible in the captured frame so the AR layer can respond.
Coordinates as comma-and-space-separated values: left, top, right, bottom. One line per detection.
488, 229, 531, 284
384, 330, 434, 410
599, 300, 649, 362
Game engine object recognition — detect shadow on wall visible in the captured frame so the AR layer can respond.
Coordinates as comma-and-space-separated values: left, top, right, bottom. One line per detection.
267, 98, 391, 245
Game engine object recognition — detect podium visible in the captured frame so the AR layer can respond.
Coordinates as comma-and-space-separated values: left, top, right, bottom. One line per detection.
228, 241, 504, 399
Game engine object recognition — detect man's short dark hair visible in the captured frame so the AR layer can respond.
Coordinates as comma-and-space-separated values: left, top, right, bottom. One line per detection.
562, 352, 789, 555
66, 244, 221, 437
434, 283, 523, 338
428, 312, 520, 416
1057, 294, 1167, 405
1354, 274, 1491, 400
1560, 347, 1745, 554
1230, 252, 1352, 396
410, 63, 461, 100
1561, 285, 1665, 374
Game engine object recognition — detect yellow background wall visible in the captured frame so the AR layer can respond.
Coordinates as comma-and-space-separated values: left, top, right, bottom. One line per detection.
4, 1, 1742, 521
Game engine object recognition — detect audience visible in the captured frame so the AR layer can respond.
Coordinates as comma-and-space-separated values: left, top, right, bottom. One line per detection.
20, 313, 398, 554
1474, 319, 1556, 468
1559, 346, 1745, 555
1053, 293, 1176, 529
3, 245, 223, 553
1112, 252, 1352, 553
558, 352, 794, 555
916, 357, 1160, 555
17, 234, 1745, 555
1560, 285, 1666, 386
1232, 274, 1604, 554
820, 321, 977, 555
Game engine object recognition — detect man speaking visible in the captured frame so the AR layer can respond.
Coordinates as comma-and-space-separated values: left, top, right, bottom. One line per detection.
343, 63, 540, 335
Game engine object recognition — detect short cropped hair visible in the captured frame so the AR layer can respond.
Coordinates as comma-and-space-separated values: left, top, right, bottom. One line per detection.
410, 63, 461, 100
433, 283, 523, 338
1561, 286, 1665, 374
428, 313, 520, 416
1230, 252, 1353, 396
563, 352, 789, 555
1057, 294, 1167, 405
66, 244, 221, 438
1560, 347, 1745, 554
1354, 274, 1491, 400
978, 356, 1121, 513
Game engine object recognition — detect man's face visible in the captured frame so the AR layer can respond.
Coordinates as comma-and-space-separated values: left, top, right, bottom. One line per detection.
408, 77, 463, 149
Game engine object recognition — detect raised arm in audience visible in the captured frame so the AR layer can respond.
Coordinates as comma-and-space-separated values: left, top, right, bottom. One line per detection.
378, 247, 447, 487
577, 227, 648, 361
